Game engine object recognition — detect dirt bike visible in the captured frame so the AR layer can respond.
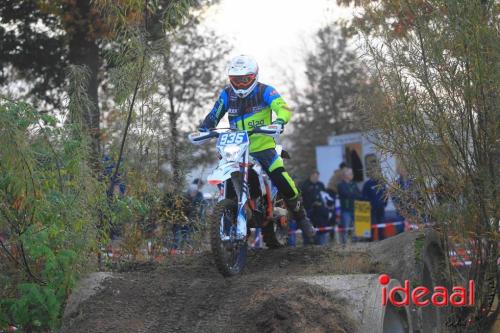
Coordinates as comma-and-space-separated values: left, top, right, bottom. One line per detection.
188, 125, 290, 276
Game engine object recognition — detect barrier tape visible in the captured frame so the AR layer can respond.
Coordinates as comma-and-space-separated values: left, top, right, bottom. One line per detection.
289, 220, 407, 234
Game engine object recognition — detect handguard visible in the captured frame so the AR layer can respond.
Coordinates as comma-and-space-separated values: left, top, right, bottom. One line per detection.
188, 131, 218, 145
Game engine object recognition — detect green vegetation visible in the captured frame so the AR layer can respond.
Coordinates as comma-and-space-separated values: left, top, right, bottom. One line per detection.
414, 234, 425, 265
0, 96, 107, 330
340, 0, 499, 328
0, 1, 226, 331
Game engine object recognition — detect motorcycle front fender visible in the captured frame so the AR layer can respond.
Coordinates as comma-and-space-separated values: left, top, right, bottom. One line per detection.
207, 162, 240, 185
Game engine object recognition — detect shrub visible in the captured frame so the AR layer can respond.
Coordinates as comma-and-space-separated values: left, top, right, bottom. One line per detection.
0, 99, 107, 331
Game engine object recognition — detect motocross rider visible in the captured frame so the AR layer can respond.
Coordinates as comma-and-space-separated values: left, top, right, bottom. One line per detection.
199, 54, 316, 240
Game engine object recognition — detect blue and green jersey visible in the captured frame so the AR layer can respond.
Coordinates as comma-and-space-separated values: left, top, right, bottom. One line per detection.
201, 83, 292, 153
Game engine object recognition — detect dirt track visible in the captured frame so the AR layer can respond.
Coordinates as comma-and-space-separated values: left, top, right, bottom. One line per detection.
61, 245, 380, 333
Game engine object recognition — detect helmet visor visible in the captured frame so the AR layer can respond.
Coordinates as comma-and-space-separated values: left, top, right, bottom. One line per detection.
229, 74, 256, 90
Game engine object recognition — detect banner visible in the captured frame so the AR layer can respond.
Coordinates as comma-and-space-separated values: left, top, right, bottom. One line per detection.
354, 200, 371, 238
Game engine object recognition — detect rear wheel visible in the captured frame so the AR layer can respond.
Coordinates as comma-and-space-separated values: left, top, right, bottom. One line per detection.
210, 199, 247, 276
262, 219, 289, 248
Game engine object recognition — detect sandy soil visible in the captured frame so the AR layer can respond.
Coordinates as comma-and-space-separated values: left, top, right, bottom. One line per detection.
61, 244, 379, 333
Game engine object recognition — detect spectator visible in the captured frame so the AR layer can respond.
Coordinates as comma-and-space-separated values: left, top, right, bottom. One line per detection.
300, 170, 325, 244
187, 178, 205, 219
102, 155, 126, 239
337, 168, 362, 245
102, 154, 126, 198
392, 165, 417, 223
313, 190, 335, 245
327, 162, 347, 197
349, 149, 364, 182
171, 179, 207, 253
301, 170, 325, 211
362, 167, 388, 240
326, 162, 345, 242
393, 166, 409, 218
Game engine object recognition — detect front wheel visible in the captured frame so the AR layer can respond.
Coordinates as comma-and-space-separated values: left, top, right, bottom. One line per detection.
210, 199, 247, 276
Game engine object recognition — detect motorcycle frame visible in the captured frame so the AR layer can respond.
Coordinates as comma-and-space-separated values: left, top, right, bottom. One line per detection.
223, 154, 278, 234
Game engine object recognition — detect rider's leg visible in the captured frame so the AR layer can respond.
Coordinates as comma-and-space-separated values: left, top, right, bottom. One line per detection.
250, 149, 316, 240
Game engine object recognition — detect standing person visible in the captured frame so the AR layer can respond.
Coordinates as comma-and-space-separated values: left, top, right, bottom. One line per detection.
171, 179, 207, 253
327, 162, 346, 197
337, 168, 362, 245
392, 166, 411, 220
326, 162, 346, 242
171, 179, 206, 251
163, 186, 190, 254
300, 170, 325, 213
186, 178, 205, 220
198, 54, 316, 242
315, 190, 335, 245
392, 165, 426, 230
362, 168, 388, 240
300, 170, 326, 244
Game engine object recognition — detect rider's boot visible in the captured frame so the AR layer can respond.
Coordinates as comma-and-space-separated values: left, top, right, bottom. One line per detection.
285, 196, 316, 242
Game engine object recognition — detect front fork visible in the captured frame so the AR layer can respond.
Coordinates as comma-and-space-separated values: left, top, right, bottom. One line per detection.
230, 151, 250, 240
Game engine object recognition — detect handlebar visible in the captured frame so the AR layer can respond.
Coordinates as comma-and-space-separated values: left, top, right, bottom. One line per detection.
205, 125, 282, 135
250, 125, 283, 135
189, 125, 282, 145
191, 130, 220, 142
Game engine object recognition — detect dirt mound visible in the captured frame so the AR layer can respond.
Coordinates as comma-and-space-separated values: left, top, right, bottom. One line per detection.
115, 260, 159, 273
61, 245, 376, 333
252, 284, 354, 333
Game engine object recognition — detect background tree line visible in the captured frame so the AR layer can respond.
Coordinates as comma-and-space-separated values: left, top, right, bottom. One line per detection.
0, 0, 228, 330
337, 0, 499, 330
286, 25, 374, 179
286, 0, 498, 330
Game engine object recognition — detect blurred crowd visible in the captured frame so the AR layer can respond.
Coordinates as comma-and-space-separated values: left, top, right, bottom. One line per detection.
102, 152, 418, 252
297, 161, 415, 246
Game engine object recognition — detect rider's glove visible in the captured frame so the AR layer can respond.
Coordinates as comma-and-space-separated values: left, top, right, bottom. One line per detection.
272, 119, 285, 133
272, 119, 285, 126
198, 127, 209, 132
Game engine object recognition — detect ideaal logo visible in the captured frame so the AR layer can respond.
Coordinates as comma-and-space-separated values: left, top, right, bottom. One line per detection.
379, 274, 474, 307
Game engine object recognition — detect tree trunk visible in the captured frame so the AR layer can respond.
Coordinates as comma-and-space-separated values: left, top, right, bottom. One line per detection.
66, 0, 101, 169
168, 81, 181, 186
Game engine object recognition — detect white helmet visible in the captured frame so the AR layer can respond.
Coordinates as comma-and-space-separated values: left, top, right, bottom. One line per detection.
227, 55, 259, 98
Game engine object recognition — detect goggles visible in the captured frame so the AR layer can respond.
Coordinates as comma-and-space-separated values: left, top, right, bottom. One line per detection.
229, 74, 256, 89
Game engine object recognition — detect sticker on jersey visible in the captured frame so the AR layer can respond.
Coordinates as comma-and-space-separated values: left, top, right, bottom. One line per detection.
270, 89, 279, 96
248, 119, 265, 128
217, 131, 248, 146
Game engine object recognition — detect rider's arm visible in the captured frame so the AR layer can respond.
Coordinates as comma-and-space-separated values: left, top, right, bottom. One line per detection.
263, 85, 292, 124
199, 90, 229, 130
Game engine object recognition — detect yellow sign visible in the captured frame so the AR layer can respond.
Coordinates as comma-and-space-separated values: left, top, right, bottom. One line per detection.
354, 201, 371, 238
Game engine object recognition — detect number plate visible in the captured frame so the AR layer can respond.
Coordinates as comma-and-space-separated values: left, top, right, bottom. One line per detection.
216, 131, 248, 146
